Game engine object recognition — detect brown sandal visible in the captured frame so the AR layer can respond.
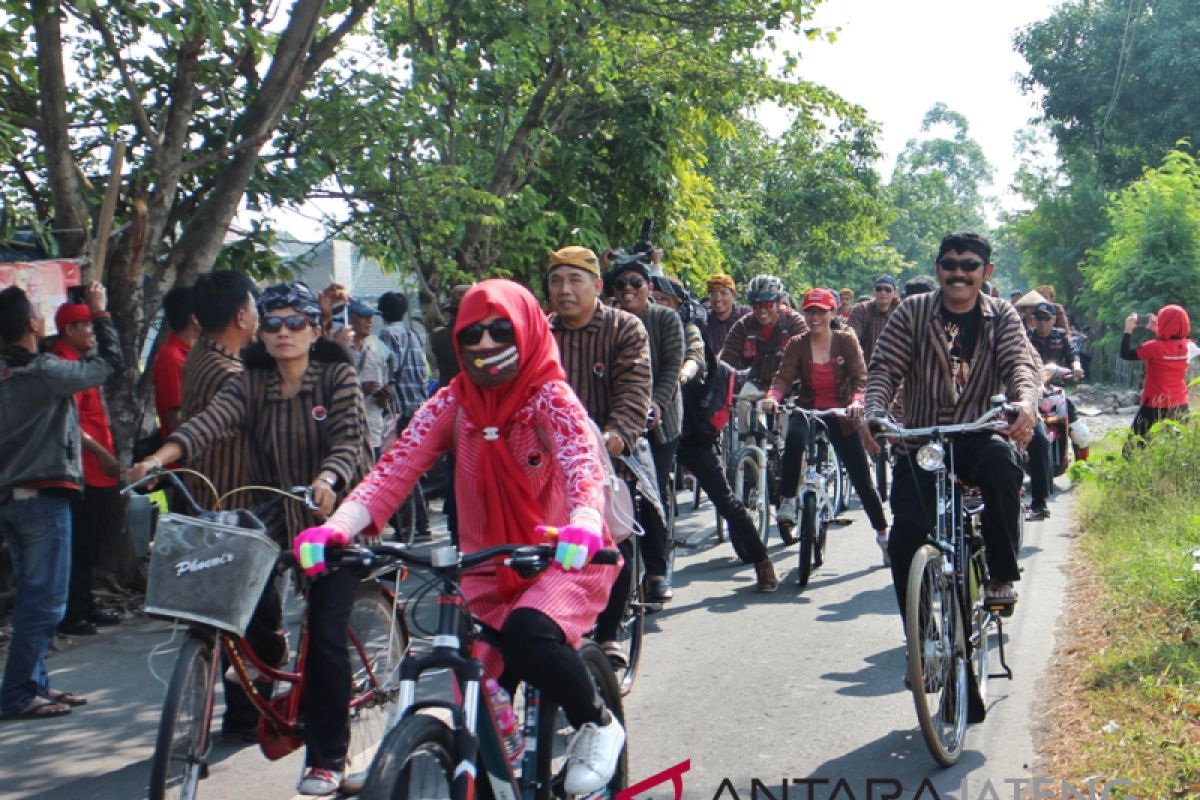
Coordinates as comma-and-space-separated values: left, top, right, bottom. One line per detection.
2, 697, 71, 720
46, 690, 87, 707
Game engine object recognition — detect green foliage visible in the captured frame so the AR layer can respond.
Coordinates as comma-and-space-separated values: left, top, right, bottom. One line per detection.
1062, 416, 1200, 794
886, 103, 993, 277
1081, 147, 1200, 350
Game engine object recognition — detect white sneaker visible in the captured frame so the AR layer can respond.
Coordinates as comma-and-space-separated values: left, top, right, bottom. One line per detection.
875, 533, 891, 567
777, 496, 798, 525
297, 767, 343, 796
564, 715, 626, 795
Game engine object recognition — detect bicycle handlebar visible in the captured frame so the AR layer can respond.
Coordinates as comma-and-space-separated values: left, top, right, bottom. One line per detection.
278, 541, 620, 577
121, 468, 317, 514
868, 403, 1018, 440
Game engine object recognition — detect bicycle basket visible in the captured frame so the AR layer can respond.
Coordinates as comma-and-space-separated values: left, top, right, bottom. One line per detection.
145, 512, 280, 636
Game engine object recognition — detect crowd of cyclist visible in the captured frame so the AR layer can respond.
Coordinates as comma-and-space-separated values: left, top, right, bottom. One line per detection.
5, 225, 1195, 797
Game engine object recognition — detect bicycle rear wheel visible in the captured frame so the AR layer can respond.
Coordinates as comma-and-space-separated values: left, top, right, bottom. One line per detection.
359, 714, 457, 800
346, 582, 410, 778
536, 641, 629, 799
905, 545, 968, 767
148, 631, 217, 800
614, 540, 645, 696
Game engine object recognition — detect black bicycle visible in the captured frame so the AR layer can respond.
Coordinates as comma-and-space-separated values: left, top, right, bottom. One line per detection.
357, 541, 627, 800
782, 405, 849, 587
871, 401, 1017, 766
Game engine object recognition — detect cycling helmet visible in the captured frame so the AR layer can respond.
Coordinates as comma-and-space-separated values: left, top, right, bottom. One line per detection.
745, 274, 784, 303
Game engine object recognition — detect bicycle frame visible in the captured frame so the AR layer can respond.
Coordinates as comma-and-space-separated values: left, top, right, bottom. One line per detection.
787, 407, 844, 522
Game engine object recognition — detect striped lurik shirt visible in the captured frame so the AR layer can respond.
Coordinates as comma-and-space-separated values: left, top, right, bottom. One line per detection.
865, 290, 1039, 449
170, 360, 373, 544
548, 301, 652, 454
847, 297, 899, 365
179, 336, 251, 505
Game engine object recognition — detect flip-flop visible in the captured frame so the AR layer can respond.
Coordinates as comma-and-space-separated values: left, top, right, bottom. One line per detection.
46, 690, 87, 707
1, 697, 72, 720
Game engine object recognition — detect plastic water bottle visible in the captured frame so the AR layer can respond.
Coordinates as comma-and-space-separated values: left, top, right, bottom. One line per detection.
486, 679, 525, 766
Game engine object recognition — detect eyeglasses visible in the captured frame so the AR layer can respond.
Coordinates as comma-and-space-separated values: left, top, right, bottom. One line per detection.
458, 319, 516, 347
261, 314, 311, 333
613, 276, 645, 291
752, 300, 777, 311
937, 258, 985, 273
874, 285, 895, 293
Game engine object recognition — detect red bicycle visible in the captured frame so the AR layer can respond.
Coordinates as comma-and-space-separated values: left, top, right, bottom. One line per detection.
126, 470, 409, 800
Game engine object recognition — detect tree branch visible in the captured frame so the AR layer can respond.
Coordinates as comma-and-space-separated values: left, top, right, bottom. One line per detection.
88, 9, 160, 152
179, 130, 273, 174
303, 0, 373, 81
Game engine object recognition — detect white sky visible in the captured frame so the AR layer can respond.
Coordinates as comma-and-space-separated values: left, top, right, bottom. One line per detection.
762, 0, 1064, 214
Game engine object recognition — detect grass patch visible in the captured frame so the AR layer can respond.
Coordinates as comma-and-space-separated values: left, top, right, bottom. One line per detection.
1050, 418, 1200, 797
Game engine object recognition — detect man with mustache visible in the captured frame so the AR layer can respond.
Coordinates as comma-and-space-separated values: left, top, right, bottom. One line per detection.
865, 232, 1039, 621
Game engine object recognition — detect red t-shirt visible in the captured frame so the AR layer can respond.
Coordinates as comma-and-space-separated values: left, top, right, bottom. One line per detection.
1137, 339, 1190, 408
152, 332, 191, 436
810, 361, 839, 410
52, 340, 117, 488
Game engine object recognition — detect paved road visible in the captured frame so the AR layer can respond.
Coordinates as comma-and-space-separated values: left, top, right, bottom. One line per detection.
0, 479, 1076, 800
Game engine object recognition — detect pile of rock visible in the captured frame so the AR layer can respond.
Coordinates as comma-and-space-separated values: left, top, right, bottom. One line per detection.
1066, 384, 1142, 415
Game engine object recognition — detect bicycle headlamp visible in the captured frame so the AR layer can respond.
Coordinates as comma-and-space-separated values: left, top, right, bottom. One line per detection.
916, 443, 945, 472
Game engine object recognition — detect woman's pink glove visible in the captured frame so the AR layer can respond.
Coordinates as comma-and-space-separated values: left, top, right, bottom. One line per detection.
293, 526, 349, 577
536, 524, 603, 571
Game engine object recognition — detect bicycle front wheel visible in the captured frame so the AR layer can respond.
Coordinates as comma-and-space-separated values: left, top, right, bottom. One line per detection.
614, 539, 645, 696
346, 583, 410, 778
796, 493, 817, 588
149, 631, 217, 800
733, 448, 768, 546
536, 641, 629, 799
359, 714, 457, 800
905, 545, 968, 767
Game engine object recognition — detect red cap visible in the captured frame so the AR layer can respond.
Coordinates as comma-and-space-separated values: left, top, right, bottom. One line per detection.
801, 288, 838, 311
55, 303, 92, 331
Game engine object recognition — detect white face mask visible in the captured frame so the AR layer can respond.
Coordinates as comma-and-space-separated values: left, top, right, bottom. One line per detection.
464, 344, 520, 387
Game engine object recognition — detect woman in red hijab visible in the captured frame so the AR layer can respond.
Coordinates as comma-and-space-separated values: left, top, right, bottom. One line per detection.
296, 279, 624, 794
1120, 304, 1193, 441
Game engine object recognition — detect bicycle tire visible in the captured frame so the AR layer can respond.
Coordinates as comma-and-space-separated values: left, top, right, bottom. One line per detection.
148, 631, 216, 800
345, 583, 410, 778
614, 540, 645, 696
905, 545, 968, 767
826, 446, 847, 516
535, 641, 629, 799
796, 494, 816, 588
359, 714, 457, 800
733, 448, 768, 546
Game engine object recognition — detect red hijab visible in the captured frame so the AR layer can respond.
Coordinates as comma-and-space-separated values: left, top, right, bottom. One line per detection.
1155, 304, 1191, 357
449, 280, 566, 594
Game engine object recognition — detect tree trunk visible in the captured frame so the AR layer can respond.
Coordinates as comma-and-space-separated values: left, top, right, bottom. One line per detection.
33, 0, 90, 259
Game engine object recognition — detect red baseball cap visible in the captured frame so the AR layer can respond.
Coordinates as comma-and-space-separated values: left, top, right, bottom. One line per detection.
801, 288, 838, 311
54, 303, 92, 331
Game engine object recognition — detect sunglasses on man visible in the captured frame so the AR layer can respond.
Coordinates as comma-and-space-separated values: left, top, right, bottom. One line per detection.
752, 300, 777, 311
613, 276, 645, 291
937, 258, 986, 273
458, 319, 516, 346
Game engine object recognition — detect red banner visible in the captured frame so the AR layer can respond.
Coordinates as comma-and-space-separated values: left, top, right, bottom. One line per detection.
0, 259, 83, 335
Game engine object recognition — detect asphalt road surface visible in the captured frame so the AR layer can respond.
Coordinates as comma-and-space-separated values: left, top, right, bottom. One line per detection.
0, 476, 1076, 800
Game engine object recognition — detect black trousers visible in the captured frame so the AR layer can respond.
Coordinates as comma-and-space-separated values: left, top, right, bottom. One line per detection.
303, 566, 359, 769
1026, 421, 1053, 505
640, 437, 678, 578
888, 433, 1023, 616
676, 436, 766, 564
1131, 404, 1188, 439
498, 608, 604, 729
592, 536, 634, 645
63, 484, 122, 624
779, 415, 888, 531
391, 415, 429, 534
222, 574, 287, 731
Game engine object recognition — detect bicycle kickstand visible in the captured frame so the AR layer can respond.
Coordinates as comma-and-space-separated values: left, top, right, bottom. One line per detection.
991, 615, 1015, 681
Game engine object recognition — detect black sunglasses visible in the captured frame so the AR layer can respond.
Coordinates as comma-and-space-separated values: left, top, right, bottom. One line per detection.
938, 258, 986, 273
613, 276, 645, 291
874, 285, 895, 293
458, 319, 516, 347
261, 314, 311, 333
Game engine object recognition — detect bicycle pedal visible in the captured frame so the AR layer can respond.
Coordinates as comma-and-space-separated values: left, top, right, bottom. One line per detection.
338, 771, 367, 795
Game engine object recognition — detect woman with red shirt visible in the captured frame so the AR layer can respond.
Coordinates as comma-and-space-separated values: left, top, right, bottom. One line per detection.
296, 279, 625, 795
1121, 304, 1193, 440
761, 289, 890, 564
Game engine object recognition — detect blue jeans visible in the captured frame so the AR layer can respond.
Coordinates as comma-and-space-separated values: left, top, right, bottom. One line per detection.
0, 492, 72, 714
